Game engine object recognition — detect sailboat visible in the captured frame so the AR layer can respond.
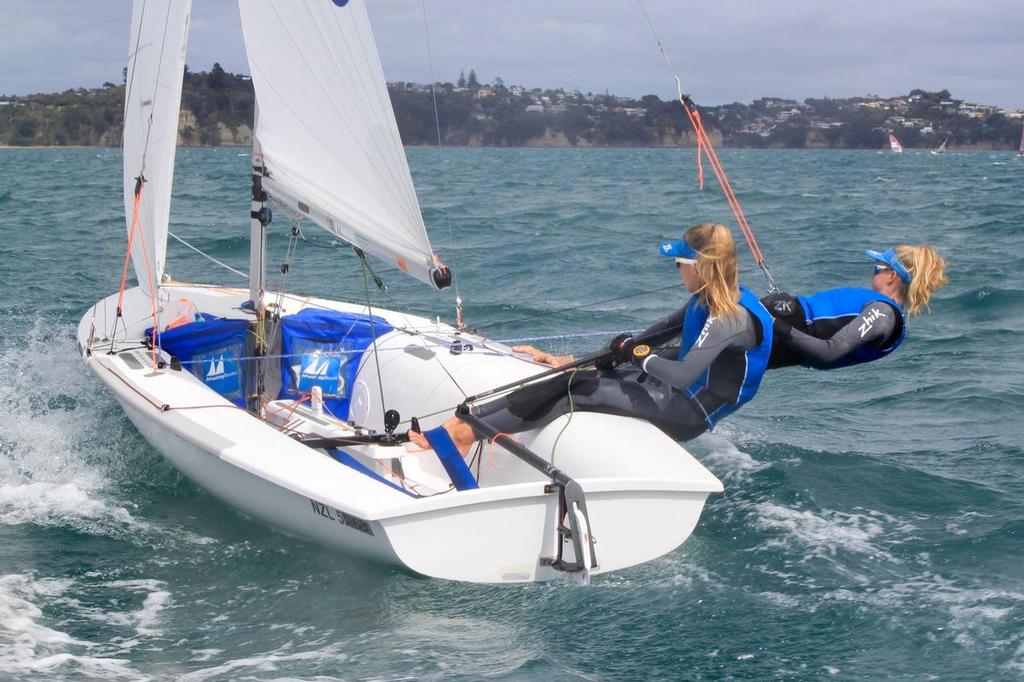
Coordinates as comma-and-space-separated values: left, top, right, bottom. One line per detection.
1018, 121, 1023, 157
930, 137, 949, 155
888, 132, 904, 153
77, 0, 722, 584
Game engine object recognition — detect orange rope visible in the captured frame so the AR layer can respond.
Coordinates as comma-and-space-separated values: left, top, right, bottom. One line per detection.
486, 432, 516, 470
682, 99, 767, 266
635, 0, 777, 291
114, 178, 162, 368
116, 185, 145, 316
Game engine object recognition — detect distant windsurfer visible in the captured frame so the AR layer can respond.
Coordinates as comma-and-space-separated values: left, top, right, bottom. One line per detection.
410, 223, 775, 452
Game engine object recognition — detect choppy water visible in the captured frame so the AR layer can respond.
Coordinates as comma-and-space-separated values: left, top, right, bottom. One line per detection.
1, 146, 1022, 680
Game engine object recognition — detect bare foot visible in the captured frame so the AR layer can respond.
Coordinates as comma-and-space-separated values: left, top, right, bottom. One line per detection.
512, 344, 575, 368
406, 417, 478, 456
407, 428, 430, 450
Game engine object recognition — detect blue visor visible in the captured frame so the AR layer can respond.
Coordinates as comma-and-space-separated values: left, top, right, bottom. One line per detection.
866, 248, 912, 284
659, 238, 699, 261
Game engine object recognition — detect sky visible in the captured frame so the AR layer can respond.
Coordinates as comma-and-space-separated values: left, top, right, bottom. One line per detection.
1, 0, 1021, 109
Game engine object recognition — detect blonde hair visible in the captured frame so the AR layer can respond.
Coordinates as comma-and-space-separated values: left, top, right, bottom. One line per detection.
685, 223, 741, 320
895, 245, 947, 316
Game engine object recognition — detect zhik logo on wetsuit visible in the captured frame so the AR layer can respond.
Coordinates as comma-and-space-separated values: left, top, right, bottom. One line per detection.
773, 300, 793, 314
696, 317, 717, 348
858, 306, 886, 338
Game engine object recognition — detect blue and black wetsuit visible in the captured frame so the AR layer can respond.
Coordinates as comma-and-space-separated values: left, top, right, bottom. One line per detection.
474, 288, 773, 441
761, 287, 905, 369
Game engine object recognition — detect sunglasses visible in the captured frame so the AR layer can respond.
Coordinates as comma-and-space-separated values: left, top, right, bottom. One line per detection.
873, 264, 893, 275
675, 257, 696, 269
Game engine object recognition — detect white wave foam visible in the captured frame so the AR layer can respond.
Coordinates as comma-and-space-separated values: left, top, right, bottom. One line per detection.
824, 572, 1024, 665
181, 644, 350, 681
0, 573, 139, 679
102, 580, 172, 637
0, 324, 142, 535
754, 502, 897, 564
0, 322, 215, 547
696, 432, 769, 479
0, 480, 139, 535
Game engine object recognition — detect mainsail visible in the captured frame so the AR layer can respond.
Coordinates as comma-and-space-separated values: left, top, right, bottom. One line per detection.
239, 0, 445, 289
1018, 121, 1023, 156
123, 0, 191, 297
888, 133, 903, 153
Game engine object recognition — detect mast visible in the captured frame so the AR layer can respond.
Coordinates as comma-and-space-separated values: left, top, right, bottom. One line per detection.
247, 152, 271, 414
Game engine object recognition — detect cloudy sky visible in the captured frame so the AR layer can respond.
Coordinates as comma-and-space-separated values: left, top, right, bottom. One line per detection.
1, 0, 1021, 108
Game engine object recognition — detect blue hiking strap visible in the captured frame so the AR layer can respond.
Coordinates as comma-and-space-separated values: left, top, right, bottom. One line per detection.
423, 427, 479, 490
327, 449, 419, 498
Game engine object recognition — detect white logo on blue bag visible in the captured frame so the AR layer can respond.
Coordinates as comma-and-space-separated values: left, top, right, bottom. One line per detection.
204, 353, 240, 395
297, 352, 342, 395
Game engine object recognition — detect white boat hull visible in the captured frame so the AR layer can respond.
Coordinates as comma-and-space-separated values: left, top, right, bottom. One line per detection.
79, 284, 722, 583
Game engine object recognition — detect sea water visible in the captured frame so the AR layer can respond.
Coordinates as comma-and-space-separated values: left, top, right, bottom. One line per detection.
0, 146, 1022, 680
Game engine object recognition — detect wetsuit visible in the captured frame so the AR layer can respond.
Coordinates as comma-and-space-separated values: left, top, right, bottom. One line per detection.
475, 288, 772, 441
762, 288, 905, 369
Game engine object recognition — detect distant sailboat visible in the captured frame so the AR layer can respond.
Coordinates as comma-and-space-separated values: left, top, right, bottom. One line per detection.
930, 137, 949, 155
1018, 121, 1023, 157
888, 133, 904, 153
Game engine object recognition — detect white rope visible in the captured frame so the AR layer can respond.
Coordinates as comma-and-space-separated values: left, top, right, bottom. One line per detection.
420, 0, 464, 328
168, 231, 249, 280
495, 329, 642, 344
636, 0, 687, 102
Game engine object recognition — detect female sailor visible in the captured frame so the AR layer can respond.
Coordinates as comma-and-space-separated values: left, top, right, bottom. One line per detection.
410, 222, 775, 452
761, 245, 947, 369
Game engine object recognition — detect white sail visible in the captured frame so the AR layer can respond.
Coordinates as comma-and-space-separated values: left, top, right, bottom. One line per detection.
239, 0, 443, 289
123, 0, 191, 297
888, 133, 903, 153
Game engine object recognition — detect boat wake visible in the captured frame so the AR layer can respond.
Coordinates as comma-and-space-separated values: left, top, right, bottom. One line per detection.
0, 322, 210, 544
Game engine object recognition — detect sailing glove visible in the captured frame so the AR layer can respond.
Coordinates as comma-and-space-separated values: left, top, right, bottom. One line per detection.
607, 333, 636, 366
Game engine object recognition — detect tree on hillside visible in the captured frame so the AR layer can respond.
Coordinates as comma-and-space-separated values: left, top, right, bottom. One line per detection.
467, 69, 479, 88
208, 63, 227, 90
457, 70, 466, 88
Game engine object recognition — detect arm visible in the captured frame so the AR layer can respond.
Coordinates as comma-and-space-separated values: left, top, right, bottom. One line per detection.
641, 313, 755, 391
775, 302, 897, 365
637, 305, 688, 348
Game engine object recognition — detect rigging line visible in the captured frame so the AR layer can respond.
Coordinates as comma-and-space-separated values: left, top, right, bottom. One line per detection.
636, 0, 779, 293
266, 219, 303, 353
549, 368, 580, 466
420, 0, 462, 305
358, 252, 390, 426
495, 329, 643, 344
138, 0, 177, 173
121, 0, 147, 138
111, 0, 151, 346
485, 282, 682, 330
168, 231, 248, 280
353, 247, 469, 399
